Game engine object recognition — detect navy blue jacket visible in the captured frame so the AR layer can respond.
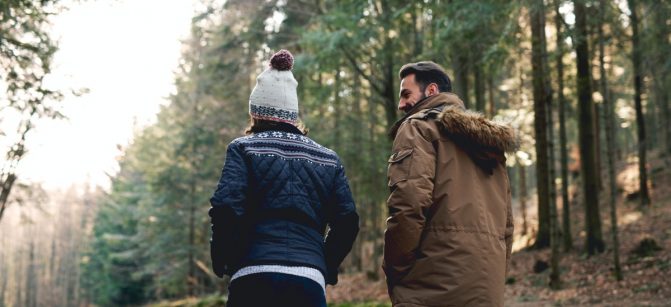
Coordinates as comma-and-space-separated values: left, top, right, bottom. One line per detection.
209, 123, 359, 285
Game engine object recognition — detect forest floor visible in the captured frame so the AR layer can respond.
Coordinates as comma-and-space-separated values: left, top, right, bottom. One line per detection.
326, 154, 671, 307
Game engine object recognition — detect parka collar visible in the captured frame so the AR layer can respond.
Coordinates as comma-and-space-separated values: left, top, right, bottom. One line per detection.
389, 92, 465, 139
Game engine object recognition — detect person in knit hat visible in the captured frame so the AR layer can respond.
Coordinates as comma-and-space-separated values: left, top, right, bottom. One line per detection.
208, 50, 359, 307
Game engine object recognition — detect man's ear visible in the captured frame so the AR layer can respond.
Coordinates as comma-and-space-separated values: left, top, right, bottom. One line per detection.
426, 83, 439, 96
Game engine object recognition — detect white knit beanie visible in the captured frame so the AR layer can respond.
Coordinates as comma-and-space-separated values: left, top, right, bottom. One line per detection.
249, 50, 299, 124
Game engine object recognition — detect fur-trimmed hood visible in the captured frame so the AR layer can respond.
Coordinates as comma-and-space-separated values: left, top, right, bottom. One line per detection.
434, 94, 519, 174
390, 92, 519, 174
438, 103, 519, 154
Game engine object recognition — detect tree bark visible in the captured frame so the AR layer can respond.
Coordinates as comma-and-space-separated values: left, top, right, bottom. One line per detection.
519, 165, 528, 236
475, 63, 486, 113
575, 0, 605, 254
0, 174, 17, 223
530, 0, 551, 249
628, 0, 651, 207
453, 53, 471, 109
599, 0, 623, 280
538, 0, 560, 288
334, 67, 342, 151
650, 3, 671, 157
555, 1, 572, 252
488, 75, 496, 117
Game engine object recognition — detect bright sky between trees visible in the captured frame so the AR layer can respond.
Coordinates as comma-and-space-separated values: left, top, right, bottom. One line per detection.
17, 0, 196, 190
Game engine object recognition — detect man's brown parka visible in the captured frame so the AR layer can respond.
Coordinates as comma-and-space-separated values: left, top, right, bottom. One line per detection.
383, 92, 518, 307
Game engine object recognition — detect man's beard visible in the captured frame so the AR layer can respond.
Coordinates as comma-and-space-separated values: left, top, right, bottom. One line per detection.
402, 91, 427, 114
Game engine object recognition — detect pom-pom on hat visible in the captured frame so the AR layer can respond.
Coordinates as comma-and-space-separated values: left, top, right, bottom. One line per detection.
249, 50, 299, 124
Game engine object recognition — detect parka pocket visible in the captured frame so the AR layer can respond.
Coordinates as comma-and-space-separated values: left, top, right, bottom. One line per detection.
387, 148, 413, 187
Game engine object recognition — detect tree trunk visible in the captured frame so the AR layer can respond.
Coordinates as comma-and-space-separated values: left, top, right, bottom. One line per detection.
488, 75, 496, 117
599, 0, 623, 279
411, 4, 423, 56
539, 0, 560, 288
368, 82, 381, 279
595, 103, 603, 190
453, 53, 471, 109
650, 3, 671, 157
25, 241, 36, 307
351, 74, 363, 272
530, 0, 551, 249
334, 67, 342, 151
0, 173, 17, 223
555, 1, 572, 252
628, 0, 651, 207
575, 0, 605, 255
475, 63, 486, 113
0, 239, 6, 306
519, 165, 528, 236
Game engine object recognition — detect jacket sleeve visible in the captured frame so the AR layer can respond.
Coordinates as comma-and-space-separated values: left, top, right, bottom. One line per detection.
324, 162, 359, 286
504, 184, 514, 275
209, 141, 248, 278
383, 120, 436, 287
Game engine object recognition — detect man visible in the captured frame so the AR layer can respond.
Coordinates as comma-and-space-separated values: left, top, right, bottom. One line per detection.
383, 61, 517, 306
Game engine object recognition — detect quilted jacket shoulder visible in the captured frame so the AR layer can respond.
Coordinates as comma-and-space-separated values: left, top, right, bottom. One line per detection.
209, 124, 359, 285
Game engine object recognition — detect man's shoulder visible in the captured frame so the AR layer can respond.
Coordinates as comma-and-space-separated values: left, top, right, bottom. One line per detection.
407, 105, 445, 121
396, 106, 445, 143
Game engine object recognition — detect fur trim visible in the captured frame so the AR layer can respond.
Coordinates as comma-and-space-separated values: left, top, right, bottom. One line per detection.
439, 105, 520, 153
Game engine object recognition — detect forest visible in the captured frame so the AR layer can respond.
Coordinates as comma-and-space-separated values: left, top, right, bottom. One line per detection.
1, 0, 670, 306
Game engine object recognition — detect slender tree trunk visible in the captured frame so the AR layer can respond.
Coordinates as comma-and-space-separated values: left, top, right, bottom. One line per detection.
519, 165, 528, 236
530, 0, 551, 249
664, 89, 671, 158
595, 103, 603, 190
351, 74, 363, 272
555, 1, 572, 252
628, 0, 651, 207
575, 0, 605, 254
488, 75, 496, 117
381, 1, 397, 129
16, 248, 22, 307
453, 53, 471, 109
599, 0, 623, 279
540, 1, 560, 288
0, 174, 17, 223
411, 4, 423, 56
368, 85, 381, 278
650, 5, 671, 158
0, 239, 6, 306
334, 67, 342, 151
187, 90, 199, 296
25, 241, 36, 307
654, 3, 671, 157
475, 62, 486, 113
546, 60, 560, 290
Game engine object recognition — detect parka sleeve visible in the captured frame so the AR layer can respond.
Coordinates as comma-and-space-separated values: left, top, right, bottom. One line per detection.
324, 162, 359, 286
208, 141, 248, 278
383, 120, 436, 287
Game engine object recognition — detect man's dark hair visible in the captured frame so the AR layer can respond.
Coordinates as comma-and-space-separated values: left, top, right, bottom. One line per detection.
399, 61, 452, 93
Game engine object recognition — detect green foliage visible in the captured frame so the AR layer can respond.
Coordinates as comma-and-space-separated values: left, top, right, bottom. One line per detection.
0, 0, 65, 222
80, 157, 152, 306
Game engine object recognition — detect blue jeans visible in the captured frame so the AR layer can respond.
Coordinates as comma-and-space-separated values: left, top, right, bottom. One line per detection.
227, 272, 326, 307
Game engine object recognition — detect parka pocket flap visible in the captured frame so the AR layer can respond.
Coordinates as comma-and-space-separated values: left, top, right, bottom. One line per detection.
388, 148, 413, 163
